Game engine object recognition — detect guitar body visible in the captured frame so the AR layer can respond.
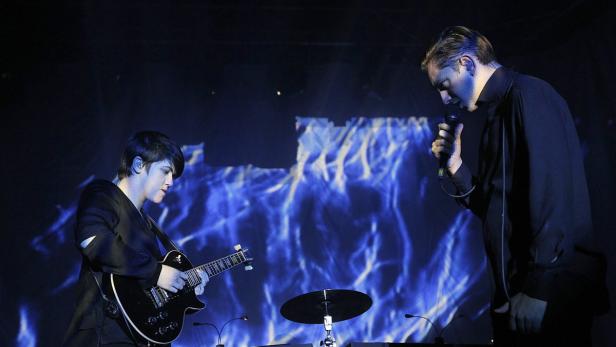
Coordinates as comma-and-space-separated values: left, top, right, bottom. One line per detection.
111, 250, 205, 345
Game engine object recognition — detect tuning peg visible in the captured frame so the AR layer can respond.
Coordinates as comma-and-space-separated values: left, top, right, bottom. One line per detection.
244, 259, 254, 271
234, 244, 242, 251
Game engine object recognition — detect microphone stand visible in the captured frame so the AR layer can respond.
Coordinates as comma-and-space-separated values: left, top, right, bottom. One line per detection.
404, 313, 465, 344
194, 315, 248, 347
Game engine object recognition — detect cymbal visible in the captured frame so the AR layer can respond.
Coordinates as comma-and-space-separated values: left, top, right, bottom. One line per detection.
280, 289, 372, 324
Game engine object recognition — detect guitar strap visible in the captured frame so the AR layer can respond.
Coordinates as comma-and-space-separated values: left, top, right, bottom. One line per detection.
145, 215, 180, 252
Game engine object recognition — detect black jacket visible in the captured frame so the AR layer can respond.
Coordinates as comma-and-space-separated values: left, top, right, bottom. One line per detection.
63, 179, 164, 346
450, 67, 609, 313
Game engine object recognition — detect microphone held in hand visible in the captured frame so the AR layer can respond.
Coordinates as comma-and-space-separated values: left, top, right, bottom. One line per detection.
438, 113, 461, 178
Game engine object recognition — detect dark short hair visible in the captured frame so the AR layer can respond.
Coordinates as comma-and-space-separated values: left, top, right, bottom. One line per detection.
117, 131, 185, 179
421, 26, 497, 71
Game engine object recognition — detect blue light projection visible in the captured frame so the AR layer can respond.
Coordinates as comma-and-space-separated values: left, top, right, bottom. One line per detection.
27, 117, 488, 346
17, 305, 36, 347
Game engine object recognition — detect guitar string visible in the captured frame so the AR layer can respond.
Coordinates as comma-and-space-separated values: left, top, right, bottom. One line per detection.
180, 252, 246, 288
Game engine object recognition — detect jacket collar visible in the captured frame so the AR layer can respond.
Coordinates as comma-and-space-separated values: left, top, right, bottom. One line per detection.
476, 66, 515, 107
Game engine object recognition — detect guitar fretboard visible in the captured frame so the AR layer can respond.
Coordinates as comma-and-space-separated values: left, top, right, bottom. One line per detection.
184, 251, 246, 287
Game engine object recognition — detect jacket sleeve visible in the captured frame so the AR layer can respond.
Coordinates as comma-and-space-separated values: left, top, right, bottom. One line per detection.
509, 81, 583, 302
449, 162, 484, 217
75, 186, 161, 286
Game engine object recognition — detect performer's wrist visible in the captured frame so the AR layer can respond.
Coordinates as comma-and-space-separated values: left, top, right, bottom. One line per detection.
448, 158, 463, 175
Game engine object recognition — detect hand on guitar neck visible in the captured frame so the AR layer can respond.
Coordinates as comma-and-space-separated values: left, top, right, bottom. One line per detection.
157, 264, 209, 294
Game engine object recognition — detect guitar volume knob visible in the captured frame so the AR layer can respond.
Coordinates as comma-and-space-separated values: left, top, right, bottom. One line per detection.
158, 311, 168, 320
146, 316, 157, 325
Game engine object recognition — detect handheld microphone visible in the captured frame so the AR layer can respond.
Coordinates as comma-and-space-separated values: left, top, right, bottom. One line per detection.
438, 113, 461, 178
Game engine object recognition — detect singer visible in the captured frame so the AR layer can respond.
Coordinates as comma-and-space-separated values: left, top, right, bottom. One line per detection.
423, 26, 609, 346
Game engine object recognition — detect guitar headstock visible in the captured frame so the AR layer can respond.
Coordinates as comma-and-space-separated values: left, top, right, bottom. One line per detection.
234, 244, 254, 271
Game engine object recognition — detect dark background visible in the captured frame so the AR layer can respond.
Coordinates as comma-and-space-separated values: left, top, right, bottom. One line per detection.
1, 1, 615, 346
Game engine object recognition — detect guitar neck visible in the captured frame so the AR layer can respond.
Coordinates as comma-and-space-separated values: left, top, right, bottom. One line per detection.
187, 251, 247, 279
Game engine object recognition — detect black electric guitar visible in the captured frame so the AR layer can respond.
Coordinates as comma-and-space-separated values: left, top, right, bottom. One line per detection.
110, 244, 253, 345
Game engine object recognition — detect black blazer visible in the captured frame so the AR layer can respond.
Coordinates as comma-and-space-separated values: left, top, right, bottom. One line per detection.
63, 180, 164, 346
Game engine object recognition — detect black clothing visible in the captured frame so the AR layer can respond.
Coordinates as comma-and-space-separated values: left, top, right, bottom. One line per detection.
63, 180, 164, 346
448, 67, 609, 342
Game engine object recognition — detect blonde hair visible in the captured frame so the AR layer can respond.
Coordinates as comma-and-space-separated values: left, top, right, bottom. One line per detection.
421, 26, 497, 71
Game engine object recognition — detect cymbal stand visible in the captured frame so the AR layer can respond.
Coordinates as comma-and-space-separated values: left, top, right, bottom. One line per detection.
320, 298, 336, 347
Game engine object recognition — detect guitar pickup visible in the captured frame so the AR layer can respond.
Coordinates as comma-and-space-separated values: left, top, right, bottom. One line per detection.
148, 287, 167, 309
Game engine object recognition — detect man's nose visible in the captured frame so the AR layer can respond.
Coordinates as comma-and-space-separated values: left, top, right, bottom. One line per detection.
166, 173, 174, 186
439, 90, 452, 104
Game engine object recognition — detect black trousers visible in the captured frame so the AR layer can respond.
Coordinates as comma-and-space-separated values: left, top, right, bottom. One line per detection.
492, 307, 593, 347
492, 268, 596, 347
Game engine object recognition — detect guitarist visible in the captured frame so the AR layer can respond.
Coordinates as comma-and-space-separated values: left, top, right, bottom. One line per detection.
63, 131, 209, 346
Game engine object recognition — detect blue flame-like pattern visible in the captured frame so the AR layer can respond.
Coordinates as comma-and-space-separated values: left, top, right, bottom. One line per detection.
27, 117, 488, 346
17, 305, 36, 347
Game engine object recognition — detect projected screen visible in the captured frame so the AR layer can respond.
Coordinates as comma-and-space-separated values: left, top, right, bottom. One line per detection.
24, 117, 489, 347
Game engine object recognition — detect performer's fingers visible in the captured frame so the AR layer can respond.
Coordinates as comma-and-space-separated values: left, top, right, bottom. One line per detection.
494, 302, 509, 314
198, 270, 209, 283
438, 129, 454, 142
433, 138, 452, 148
433, 143, 451, 155
431, 142, 440, 158
520, 316, 529, 334
432, 139, 452, 156
509, 314, 517, 332
438, 123, 452, 132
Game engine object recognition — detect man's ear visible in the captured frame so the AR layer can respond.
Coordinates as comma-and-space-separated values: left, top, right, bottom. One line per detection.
131, 156, 144, 175
459, 55, 476, 76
